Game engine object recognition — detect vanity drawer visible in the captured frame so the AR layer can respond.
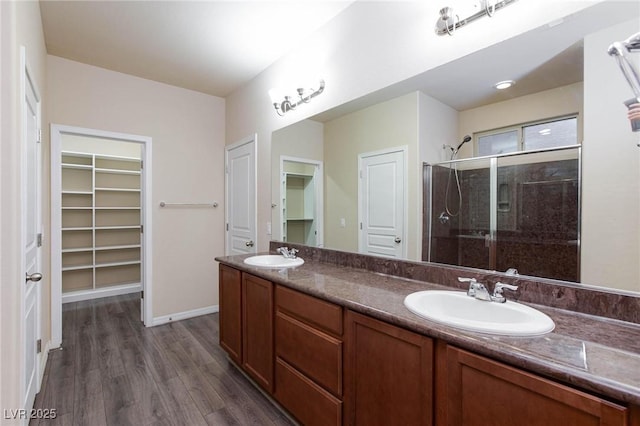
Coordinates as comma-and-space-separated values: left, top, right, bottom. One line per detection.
276, 285, 343, 336
276, 310, 342, 397
275, 358, 342, 426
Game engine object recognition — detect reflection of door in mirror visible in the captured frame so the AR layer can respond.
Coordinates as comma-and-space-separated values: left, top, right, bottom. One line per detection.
280, 158, 323, 247
358, 147, 407, 258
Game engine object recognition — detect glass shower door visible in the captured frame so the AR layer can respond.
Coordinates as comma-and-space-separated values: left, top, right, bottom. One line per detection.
495, 147, 580, 281
428, 157, 492, 270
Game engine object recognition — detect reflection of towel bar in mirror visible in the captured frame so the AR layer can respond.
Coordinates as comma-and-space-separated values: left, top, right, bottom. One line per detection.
159, 201, 219, 208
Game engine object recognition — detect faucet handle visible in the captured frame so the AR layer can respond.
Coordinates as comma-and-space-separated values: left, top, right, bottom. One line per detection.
276, 246, 289, 256
289, 248, 298, 258
492, 282, 518, 303
494, 282, 518, 293
459, 277, 479, 297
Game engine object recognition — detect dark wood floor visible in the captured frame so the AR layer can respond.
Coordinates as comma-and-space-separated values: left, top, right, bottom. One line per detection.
31, 293, 293, 425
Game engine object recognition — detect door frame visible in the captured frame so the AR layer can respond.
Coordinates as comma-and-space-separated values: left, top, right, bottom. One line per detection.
20, 45, 43, 410
279, 155, 324, 247
50, 124, 154, 347
357, 146, 408, 258
224, 134, 257, 255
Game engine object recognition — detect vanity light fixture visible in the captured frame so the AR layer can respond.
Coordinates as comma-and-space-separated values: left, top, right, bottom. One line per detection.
435, 0, 517, 36
269, 79, 325, 116
494, 80, 515, 90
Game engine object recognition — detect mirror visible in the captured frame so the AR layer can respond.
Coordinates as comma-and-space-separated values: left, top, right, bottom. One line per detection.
271, 3, 640, 293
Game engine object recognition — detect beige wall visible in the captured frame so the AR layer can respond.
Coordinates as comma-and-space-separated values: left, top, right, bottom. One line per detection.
47, 56, 226, 318
457, 82, 584, 159
0, 0, 48, 416
582, 19, 640, 291
419, 92, 460, 165
270, 119, 324, 242
323, 92, 420, 259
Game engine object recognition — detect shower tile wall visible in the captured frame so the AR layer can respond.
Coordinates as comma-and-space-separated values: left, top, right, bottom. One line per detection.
428, 158, 579, 282
496, 159, 579, 281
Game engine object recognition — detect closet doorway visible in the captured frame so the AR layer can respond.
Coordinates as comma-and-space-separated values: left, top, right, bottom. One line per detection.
51, 125, 153, 347
279, 157, 323, 247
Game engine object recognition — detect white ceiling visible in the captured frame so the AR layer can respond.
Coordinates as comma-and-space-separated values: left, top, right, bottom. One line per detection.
40, 0, 354, 97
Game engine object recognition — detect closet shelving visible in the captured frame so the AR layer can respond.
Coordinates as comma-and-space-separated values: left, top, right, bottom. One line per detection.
282, 172, 316, 246
61, 151, 142, 301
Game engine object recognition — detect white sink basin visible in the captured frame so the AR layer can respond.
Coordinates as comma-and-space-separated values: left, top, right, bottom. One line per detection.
243, 255, 304, 269
404, 290, 554, 336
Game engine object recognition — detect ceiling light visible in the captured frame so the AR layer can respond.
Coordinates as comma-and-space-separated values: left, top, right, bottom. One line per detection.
435, 0, 518, 36
269, 79, 325, 116
494, 80, 515, 90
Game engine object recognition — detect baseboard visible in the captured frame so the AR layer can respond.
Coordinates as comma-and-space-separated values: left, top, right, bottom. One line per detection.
152, 305, 219, 326
61, 283, 141, 304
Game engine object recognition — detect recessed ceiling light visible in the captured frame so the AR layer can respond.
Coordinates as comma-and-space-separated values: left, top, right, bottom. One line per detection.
494, 80, 515, 90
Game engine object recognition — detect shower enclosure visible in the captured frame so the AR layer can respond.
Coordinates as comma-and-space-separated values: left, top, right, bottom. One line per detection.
423, 146, 581, 282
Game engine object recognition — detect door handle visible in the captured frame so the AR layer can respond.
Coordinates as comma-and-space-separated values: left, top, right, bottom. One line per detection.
26, 272, 43, 283
245, 240, 254, 247
394, 237, 402, 244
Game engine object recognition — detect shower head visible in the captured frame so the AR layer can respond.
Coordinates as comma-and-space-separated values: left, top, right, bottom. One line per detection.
456, 135, 472, 151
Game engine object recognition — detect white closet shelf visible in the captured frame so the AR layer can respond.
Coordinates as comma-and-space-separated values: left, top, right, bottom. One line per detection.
95, 168, 141, 175
62, 264, 94, 272
95, 260, 141, 269
95, 154, 140, 162
62, 207, 93, 210
95, 207, 140, 210
62, 190, 93, 195
62, 247, 93, 253
95, 187, 141, 192
62, 163, 93, 170
95, 244, 141, 251
286, 217, 314, 221
95, 225, 140, 230
62, 227, 93, 231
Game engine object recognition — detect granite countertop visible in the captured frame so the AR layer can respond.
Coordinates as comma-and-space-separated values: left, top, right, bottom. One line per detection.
215, 253, 640, 406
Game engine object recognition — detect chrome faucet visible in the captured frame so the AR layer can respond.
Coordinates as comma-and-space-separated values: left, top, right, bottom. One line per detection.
459, 277, 492, 301
458, 277, 518, 303
276, 247, 298, 259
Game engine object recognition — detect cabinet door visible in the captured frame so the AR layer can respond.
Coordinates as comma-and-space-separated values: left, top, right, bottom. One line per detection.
439, 345, 628, 426
219, 265, 242, 364
242, 273, 274, 393
344, 310, 433, 426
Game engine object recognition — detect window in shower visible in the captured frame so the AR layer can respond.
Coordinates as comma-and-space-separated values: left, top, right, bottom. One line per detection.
476, 116, 578, 156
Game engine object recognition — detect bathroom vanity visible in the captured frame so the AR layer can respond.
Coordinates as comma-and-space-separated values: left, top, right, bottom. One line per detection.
215, 246, 640, 425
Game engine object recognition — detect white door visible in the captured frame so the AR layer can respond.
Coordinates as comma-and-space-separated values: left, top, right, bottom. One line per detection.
226, 136, 257, 255
359, 148, 406, 258
22, 50, 42, 413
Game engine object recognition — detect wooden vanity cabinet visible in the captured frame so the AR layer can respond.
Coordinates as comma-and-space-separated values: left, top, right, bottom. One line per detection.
219, 264, 242, 365
344, 310, 434, 426
242, 273, 274, 393
219, 265, 637, 426
218, 266, 274, 393
436, 343, 629, 426
274, 285, 343, 426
